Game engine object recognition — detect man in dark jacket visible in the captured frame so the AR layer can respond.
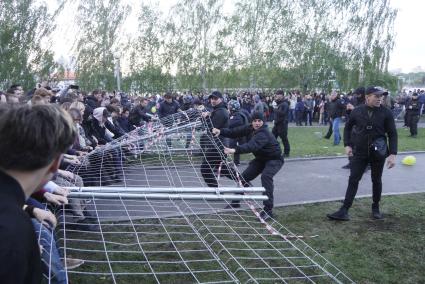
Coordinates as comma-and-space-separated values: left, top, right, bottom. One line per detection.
272, 90, 290, 157
200, 91, 237, 187
228, 99, 248, 165
129, 98, 151, 126
212, 112, 284, 220
84, 89, 102, 114
0, 104, 76, 284
324, 92, 346, 145
405, 93, 420, 137
158, 92, 180, 119
159, 93, 181, 147
327, 86, 397, 221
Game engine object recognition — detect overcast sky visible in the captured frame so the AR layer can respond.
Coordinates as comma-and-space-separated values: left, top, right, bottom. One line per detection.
52, 0, 424, 73
387, 0, 425, 72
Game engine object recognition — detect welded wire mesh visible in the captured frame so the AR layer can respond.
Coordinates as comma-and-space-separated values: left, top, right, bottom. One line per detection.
67, 109, 243, 189
53, 198, 354, 284
46, 109, 354, 284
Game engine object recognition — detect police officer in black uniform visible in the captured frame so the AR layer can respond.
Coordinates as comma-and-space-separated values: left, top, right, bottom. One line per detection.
212, 112, 284, 220
327, 86, 398, 221
272, 90, 290, 157
405, 93, 420, 137
200, 91, 238, 187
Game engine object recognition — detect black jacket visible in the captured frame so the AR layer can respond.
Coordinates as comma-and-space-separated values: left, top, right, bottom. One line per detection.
84, 96, 100, 114
158, 100, 180, 118
129, 104, 151, 126
220, 124, 282, 160
229, 112, 245, 129
117, 116, 135, 133
274, 99, 289, 127
0, 171, 42, 284
209, 102, 229, 129
344, 104, 398, 155
88, 119, 114, 145
201, 102, 229, 149
328, 98, 345, 119
406, 99, 420, 115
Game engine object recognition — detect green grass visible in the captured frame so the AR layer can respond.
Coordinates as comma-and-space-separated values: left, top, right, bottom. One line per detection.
62, 194, 425, 284
243, 125, 425, 159
275, 193, 425, 283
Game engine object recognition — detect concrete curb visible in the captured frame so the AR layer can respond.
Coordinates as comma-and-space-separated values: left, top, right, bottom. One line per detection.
238, 150, 425, 164
273, 190, 425, 209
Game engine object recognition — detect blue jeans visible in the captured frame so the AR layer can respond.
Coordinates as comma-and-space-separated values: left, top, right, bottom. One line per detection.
32, 219, 67, 284
332, 117, 341, 145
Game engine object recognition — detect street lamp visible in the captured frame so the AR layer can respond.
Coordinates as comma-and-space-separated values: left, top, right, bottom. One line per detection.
114, 52, 121, 91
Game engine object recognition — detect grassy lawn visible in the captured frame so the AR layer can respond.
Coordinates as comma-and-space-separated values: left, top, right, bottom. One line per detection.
249, 125, 425, 159
62, 193, 425, 284
275, 193, 425, 283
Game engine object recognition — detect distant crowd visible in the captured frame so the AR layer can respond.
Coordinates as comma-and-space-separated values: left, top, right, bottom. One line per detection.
1, 83, 424, 140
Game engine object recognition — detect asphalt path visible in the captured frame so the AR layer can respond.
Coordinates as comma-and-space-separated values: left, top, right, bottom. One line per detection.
78, 152, 425, 221
244, 152, 425, 207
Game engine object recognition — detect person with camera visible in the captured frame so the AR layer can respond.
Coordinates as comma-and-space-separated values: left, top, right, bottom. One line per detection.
327, 86, 398, 221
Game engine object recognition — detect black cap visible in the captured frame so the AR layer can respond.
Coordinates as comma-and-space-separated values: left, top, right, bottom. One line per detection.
251, 112, 265, 122
365, 86, 387, 97
208, 91, 223, 99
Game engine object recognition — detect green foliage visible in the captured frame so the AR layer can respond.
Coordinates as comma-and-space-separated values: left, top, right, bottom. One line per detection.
0, 0, 400, 92
124, 66, 173, 93
74, 0, 130, 91
0, 0, 61, 90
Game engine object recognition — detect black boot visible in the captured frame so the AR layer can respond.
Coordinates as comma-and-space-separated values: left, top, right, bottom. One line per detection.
372, 203, 383, 219
327, 207, 350, 221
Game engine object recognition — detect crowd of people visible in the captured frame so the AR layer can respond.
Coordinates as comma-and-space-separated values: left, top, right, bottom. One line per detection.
0, 81, 423, 284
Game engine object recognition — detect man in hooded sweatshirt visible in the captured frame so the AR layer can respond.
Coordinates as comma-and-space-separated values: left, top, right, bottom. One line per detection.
212, 112, 284, 220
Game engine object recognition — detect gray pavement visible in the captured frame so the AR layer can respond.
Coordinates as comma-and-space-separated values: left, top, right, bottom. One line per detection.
242, 152, 425, 207
79, 152, 425, 221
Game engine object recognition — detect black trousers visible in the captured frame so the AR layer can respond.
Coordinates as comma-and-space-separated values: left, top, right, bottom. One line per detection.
407, 113, 419, 136
324, 119, 333, 138
240, 158, 284, 212
229, 138, 245, 164
343, 154, 385, 209
200, 148, 238, 187
273, 127, 290, 155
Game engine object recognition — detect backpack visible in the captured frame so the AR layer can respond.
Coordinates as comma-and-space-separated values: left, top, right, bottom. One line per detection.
239, 109, 251, 126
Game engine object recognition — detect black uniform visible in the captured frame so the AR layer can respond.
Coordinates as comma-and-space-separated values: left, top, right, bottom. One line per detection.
229, 111, 247, 165
272, 98, 290, 156
200, 102, 238, 187
220, 124, 284, 214
0, 171, 42, 284
342, 104, 397, 210
405, 96, 420, 137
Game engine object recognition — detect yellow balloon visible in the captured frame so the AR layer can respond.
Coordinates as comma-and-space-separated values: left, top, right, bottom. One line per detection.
402, 155, 416, 166
151, 106, 157, 113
